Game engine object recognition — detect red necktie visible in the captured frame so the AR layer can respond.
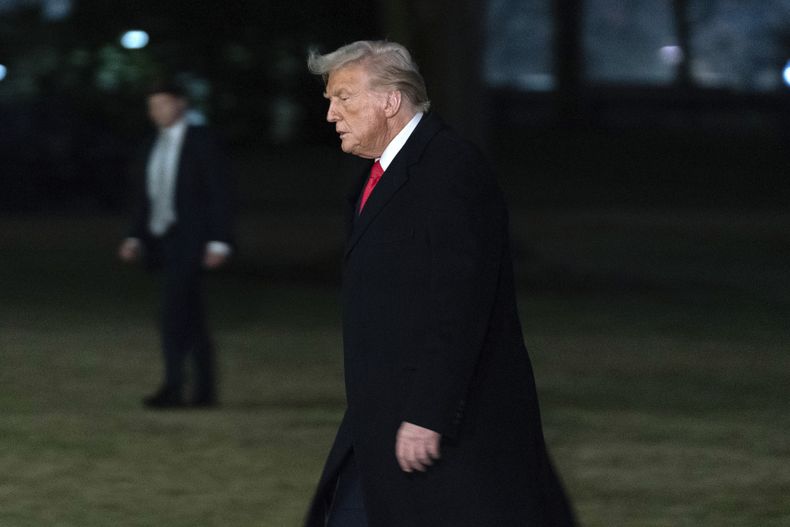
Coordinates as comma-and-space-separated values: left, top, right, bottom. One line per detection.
358, 160, 383, 213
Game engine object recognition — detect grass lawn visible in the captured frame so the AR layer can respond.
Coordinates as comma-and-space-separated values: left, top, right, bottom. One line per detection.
1, 211, 788, 526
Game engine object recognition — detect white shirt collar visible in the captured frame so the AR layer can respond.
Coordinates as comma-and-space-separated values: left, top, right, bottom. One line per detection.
378, 112, 423, 171
160, 117, 188, 140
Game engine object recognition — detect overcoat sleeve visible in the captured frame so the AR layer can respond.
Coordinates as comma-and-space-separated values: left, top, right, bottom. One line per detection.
194, 129, 234, 245
401, 150, 505, 437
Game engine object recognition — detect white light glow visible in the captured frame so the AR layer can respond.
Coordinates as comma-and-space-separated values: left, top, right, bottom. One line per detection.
0, 65, 7, 81
120, 30, 149, 50
783, 60, 790, 88
659, 45, 684, 66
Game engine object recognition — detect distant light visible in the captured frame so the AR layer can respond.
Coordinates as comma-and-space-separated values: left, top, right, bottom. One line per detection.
783, 60, 790, 87
120, 30, 149, 50
43, 0, 72, 21
659, 45, 684, 66
0, 65, 6, 81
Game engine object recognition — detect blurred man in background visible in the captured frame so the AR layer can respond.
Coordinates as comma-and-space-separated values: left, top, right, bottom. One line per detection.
304, 41, 575, 527
117, 83, 233, 409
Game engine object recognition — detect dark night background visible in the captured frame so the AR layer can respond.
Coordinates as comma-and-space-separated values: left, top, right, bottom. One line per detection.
2, 0, 788, 213
1, 1, 789, 526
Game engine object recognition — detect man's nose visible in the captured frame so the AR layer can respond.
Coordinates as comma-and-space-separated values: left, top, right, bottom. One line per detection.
326, 101, 339, 123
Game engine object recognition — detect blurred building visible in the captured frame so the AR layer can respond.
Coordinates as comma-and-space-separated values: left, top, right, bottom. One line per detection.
487, 0, 790, 92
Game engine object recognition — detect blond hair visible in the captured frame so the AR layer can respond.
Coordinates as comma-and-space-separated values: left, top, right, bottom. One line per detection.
308, 40, 430, 112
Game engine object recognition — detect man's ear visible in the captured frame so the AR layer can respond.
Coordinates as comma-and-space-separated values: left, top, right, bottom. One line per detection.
383, 90, 402, 118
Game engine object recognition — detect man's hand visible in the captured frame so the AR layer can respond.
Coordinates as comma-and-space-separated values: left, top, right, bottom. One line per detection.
396, 421, 441, 473
203, 249, 228, 269
118, 239, 141, 263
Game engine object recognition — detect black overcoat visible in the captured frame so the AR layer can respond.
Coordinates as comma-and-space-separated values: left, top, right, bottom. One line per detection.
306, 113, 575, 527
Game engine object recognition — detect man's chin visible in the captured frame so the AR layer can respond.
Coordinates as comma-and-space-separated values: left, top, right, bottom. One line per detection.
343, 145, 375, 159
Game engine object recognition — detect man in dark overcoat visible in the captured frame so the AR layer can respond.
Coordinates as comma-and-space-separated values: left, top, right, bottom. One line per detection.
304, 41, 576, 527
118, 83, 233, 408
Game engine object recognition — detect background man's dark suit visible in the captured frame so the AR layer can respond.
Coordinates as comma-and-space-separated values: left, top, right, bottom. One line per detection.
306, 112, 575, 526
127, 125, 233, 405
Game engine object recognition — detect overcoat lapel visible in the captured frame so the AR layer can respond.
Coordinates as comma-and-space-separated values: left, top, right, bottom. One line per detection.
343, 165, 369, 240
343, 113, 444, 259
174, 126, 193, 196
343, 162, 409, 258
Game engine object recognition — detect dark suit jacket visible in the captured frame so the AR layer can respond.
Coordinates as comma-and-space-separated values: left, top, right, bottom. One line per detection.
128, 124, 233, 261
306, 113, 575, 527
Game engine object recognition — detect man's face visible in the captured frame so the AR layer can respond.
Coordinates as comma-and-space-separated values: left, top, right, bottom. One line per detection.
324, 64, 390, 159
147, 93, 186, 129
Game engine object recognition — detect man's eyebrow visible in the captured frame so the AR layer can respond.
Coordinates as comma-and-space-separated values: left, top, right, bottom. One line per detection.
324, 88, 350, 99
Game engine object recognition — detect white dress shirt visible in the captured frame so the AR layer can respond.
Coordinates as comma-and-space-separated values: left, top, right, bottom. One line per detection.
147, 118, 187, 236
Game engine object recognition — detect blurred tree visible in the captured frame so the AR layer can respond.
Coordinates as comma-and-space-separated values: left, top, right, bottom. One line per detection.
1, 0, 379, 144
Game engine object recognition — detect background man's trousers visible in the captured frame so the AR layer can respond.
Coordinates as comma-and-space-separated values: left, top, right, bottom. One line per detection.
150, 229, 216, 400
